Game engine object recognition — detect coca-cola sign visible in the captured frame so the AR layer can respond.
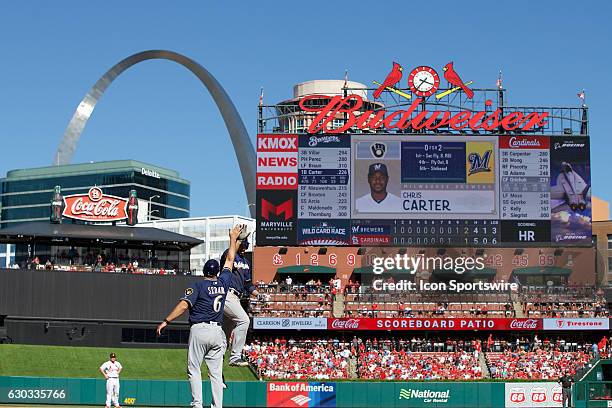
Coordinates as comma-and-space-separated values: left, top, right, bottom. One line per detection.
509, 319, 539, 330
62, 187, 129, 222
330, 319, 361, 330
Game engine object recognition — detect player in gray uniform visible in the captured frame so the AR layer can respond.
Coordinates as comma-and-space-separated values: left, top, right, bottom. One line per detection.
157, 224, 244, 408
219, 228, 259, 366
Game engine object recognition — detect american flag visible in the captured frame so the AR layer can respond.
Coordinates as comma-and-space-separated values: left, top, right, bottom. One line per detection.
496, 70, 503, 89
343, 69, 349, 88
577, 89, 585, 102
258, 87, 264, 107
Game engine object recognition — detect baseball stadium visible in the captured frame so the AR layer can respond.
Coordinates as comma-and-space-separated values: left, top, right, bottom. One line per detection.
1, 50, 611, 408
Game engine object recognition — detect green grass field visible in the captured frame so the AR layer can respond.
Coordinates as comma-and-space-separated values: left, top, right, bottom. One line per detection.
0, 345, 257, 381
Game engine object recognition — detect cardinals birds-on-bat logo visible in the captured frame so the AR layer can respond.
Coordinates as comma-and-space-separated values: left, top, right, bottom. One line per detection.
443, 62, 474, 99
372, 61, 475, 100
373, 62, 403, 99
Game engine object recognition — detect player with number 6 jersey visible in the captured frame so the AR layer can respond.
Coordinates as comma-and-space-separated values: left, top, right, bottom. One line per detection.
156, 224, 244, 408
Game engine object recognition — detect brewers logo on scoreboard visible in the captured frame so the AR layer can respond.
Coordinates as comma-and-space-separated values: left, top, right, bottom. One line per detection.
466, 141, 494, 184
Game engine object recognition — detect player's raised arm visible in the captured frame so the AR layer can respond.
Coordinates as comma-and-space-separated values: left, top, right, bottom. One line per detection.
222, 224, 243, 270
156, 299, 190, 336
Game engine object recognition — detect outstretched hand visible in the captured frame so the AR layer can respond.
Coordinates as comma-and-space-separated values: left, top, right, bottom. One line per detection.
229, 224, 244, 241
156, 321, 167, 336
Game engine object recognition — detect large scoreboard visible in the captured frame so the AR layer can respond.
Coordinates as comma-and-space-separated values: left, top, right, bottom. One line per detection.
256, 133, 591, 247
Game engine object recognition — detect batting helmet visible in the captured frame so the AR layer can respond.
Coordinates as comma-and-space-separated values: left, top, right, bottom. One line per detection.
203, 259, 220, 277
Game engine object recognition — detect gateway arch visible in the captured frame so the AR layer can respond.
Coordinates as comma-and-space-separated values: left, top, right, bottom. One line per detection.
54, 50, 256, 217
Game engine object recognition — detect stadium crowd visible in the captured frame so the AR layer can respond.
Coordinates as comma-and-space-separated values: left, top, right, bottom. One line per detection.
245, 338, 352, 380
17, 255, 189, 275
244, 335, 609, 381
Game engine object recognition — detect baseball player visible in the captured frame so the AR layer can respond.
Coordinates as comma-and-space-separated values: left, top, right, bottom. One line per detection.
219, 228, 259, 366
156, 224, 243, 408
99, 352, 122, 408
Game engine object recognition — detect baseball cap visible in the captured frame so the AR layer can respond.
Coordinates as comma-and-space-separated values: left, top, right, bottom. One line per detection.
368, 163, 388, 177
110, 353, 116, 358
237, 225, 251, 241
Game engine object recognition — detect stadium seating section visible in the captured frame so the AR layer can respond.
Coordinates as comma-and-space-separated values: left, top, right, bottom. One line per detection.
244, 336, 609, 381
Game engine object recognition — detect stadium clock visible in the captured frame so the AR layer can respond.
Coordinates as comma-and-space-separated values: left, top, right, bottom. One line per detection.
408, 66, 440, 97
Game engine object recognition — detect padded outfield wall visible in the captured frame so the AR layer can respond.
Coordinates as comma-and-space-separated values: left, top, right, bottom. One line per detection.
2, 376, 601, 407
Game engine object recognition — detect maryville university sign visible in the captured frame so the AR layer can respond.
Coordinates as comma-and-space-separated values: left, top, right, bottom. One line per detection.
62, 187, 128, 222
298, 61, 550, 134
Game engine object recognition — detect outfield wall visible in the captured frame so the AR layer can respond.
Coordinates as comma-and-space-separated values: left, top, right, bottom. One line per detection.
1, 376, 598, 407
0, 269, 191, 322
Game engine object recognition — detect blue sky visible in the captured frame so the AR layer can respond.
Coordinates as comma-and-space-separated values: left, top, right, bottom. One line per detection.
0, 1, 610, 217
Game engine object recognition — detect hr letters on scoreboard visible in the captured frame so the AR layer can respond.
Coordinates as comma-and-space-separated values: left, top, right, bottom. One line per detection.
255, 134, 591, 247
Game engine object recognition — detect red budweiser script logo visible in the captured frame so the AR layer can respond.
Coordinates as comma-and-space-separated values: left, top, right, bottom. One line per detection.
63, 187, 129, 222
509, 319, 539, 329
299, 94, 549, 134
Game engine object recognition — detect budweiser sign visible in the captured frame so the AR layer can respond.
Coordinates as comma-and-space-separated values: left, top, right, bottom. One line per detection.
62, 187, 129, 222
299, 94, 549, 134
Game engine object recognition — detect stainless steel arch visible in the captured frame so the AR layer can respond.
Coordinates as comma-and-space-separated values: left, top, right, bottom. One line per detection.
54, 50, 256, 217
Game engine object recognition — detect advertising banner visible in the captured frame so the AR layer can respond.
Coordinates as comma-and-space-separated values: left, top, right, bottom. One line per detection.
257, 134, 299, 191
267, 382, 335, 408
549, 137, 591, 245
253, 317, 327, 330
297, 220, 351, 246
327, 318, 542, 331
62, 187, 128, 222
505, 383, 562, 408
543, 318, 609, 331
256, 190, 298, 246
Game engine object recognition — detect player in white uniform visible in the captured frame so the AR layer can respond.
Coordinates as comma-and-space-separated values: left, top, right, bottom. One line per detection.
99, 352, 122, 408
355, 163, 402, 212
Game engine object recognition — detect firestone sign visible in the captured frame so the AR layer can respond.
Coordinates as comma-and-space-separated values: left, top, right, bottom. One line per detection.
62, 187, 129, 222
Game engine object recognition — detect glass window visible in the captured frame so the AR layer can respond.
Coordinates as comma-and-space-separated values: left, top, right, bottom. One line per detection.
295, 119, 305, 132
165, 208, 189, 219
209, 220, 234, 238
2, 191, 54, 207
332, 119, 343, 129
182, 223, 205, 238
608, 257, 612, 271
608, 235, 612, 249
2, 206, 50, 220
2, 172, 135, 193
209, 240, 229, 254
191, 244, 206, 256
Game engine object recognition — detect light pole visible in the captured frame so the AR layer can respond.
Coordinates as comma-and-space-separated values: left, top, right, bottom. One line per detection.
148, 195, 160, 221
246, 203, 255, 218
